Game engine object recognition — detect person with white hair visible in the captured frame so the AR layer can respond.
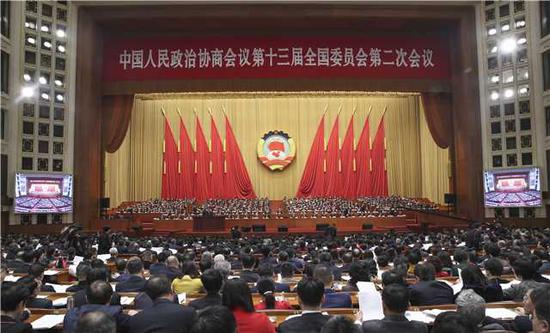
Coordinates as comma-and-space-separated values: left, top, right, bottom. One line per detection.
164, 255, 182, 281
214, 260, 232, 279
107, 248, 118, 263
456, 289, 504, 331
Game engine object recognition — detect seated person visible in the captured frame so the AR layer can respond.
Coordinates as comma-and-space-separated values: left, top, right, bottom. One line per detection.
318, 252, 342, 282
112, 258, 128, 282
362, 283, 428, 333
74, 268, 121, 307
189, 305, 237, 333
431, 311, 478, 333
115, 257, 146, 292
188, 269, 223, 310
16, 276, 53, 309
63, 280, 130, 333
255, 264, 290, 292
409, 262, 454, 306
457, 264, 501, 303
313, 265, 351, 308
1, 282, 33, 333
128, 276, 196, 333
280, 262, 296, 284
278, 278, 331, 333
66, 262, 92, 293
239, 254, 260, 283
381, 271, 407, 287
75, 311, 116, 333
531, 285, 550, 333
221, 278, 275, 333
484, 257, 508, 303
165, 256, 183, 282
340, 253, 354, 273
321, 316, 361, 333
455, 289, 505, 331
343, 261, 372, 292
172, 261, 203, 294
505, 258, 545, 301
255, 278, 292, 310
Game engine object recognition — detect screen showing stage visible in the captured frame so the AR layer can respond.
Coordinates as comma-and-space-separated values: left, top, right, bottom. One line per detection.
14, 173, 73, 213
483, 168, 541, 208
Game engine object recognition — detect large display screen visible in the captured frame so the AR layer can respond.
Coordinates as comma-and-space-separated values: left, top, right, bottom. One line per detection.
483, 168, 541, 208
14, 173, 73, 213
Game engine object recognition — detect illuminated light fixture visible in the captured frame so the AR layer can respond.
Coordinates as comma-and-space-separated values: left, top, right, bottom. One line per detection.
518, 87, 528, 94
523, 72, 529, 79
504, 89, 514, 98
501, 24, 510, 32
488, 28, 497, 35
490, 75, 499, 83
38, 76, 47, 85
515, 20, 525, 28
41, 92, 50, 100
517, 38, 527, 45
40, 25, 49, 32
57, 45, 65, 53
490, 46, 498, 53
56, 29, 66, 38
23, 74, 32, 82
25, 22, 31, 28
27, 37, 36, 45
56, 94, 64, 102
500, 38, 516, 53
490, 91, 499, 100
505, 75, 514, 83
21, 86, 35, 98
54, 79, 63, 87
43, 41, 52, 49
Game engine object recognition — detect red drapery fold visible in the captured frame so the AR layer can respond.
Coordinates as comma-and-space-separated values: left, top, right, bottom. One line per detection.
224, 116, 256, 199
324, 115, 340, 197
340, 115, 356, 199
355, 116, 372, 197
371, 116, 388, 196
195, 117, 211, 201
161, 117, 179, 199
179, 117, 195, 199
210, 116, 225, 198
420, 92, 452, 149
102, 94, 134, 153
296, 116, 326, 198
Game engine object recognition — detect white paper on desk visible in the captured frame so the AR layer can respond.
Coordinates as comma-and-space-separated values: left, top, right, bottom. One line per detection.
422, 243, 433, 251
542, 274, 550, 281
357, 282, 384, 321
169, 248, 177, 254
501, 280, 521, 290
73, 256, 84, 264
31, 314, 65, 330
45, 283, 71, 293
97, 254, 111, 262
44, 269, 60, 276
92, 244, 98, 250
485, 308, 519, 320
52, 297, 68, 307
36, 294, 49, 299
177, 292, 186, 304
120, 296, 135, 306
405, 311, 434, 324
423, 309, 448, 318
151, 247, 163, 254
4, 275, 21, 282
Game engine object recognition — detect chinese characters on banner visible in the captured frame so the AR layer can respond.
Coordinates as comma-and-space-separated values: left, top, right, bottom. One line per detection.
103, 37, 450, 81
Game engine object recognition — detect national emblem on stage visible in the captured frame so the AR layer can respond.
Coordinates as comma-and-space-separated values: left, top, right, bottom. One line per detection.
257, 130, 296, 171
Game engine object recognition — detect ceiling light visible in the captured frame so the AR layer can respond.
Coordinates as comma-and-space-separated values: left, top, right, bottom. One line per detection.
27, 37, 36, 45
490, 91, 499, 100
21, 86, 35, 98
56, 94, 64, 102
57, 45, 65, 53
519, 87, 528, 94
56, 29, 66, 38
501, 24, 510, 32
517, 38, 527, 45
38, 76, 47, 85
23, 74, 32, 82
490, 46, 498, 53
504, 89, 514, 98
41, 93, 50, 100
500, 38, 516, 53
523, 72, 529, 79
40, 25, 49, 32
490, 75, 499, 83
488, 28, 497, 35
54, 79, 63, 87
515, 20, 525, 28
43, 41, 52, 49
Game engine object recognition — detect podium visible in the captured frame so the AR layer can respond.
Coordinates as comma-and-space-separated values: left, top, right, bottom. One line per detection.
193, 216, 225, 232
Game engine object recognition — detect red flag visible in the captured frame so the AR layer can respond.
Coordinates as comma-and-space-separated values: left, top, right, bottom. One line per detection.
324, 115, 340, 196
372, 116, 388, 196
356, 116, 372, 197
195, 117, 211, 201
340, 115, 356, 199
296, 115, 326, 197
224, 116, 256, 198
161, 117, 179, 199
179, 117, 195, 199
210, 116, 225, 198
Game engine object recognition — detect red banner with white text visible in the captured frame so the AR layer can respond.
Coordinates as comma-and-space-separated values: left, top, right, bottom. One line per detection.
103, 36, 450, 81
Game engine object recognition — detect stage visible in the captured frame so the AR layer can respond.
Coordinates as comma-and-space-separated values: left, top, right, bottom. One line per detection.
91, 210, 471, 236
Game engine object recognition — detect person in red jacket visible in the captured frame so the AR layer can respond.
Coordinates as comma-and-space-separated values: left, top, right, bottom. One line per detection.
222, 278, 276, 333
255, 278, 293, 310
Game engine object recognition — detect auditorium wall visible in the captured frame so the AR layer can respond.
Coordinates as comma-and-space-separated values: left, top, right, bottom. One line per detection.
104, 92, 449, 206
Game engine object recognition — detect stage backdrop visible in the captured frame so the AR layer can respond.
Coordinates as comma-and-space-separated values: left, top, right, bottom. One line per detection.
104, 92, 449, 206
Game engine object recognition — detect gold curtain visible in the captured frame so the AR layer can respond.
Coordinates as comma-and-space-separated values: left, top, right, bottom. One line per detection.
105, 92, 449, 206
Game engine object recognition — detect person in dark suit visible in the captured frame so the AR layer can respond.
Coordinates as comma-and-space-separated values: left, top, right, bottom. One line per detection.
0, 282, 33, 333
28, 263, 56, 292
432, 311, 478, 333
128, 275, 196, 333
75, 311, 116, 333
409, 262, 454, 306
239, 254, 260, 283
66, 262, 92, 293
190, 305, 236, 333
319, 252, 342, 282
63, 280, 130, 333
278, 277, 330, 333
313, 266, 351, 308
531, 285, 550, 333
74, 268, 121, 307
362, 284, 428, 333
188, 269, 223, 310
256, 264, 290, 292
9, 250, 34, 274
98, 226, 112, 255
16, 276, 53, 309
115, 257, 146, 292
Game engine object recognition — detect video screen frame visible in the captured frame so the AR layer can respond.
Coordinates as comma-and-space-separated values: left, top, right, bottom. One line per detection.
483, 167, 541, 208
14, 173, 73, 214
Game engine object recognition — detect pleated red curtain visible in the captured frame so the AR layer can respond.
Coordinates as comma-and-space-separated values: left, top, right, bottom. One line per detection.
161, 117, 179, 199
102, 94, 134, 153
224, 116, 256, 199
195, 117, 211, 201
340, 115, 356, 199
324, 115, 340, 197
355, 116, 372, 197
296, 116, 326, 198
420, 92, 452, 149
179, 118, 195, 199
210, 116, 225, 198
371, 116, 388, 196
